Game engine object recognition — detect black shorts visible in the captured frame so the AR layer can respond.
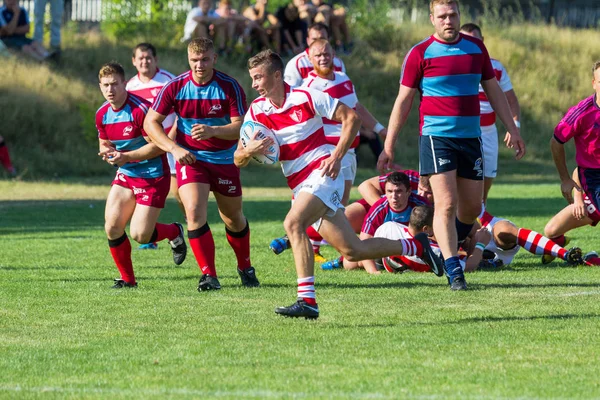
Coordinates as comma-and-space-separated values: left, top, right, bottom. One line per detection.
419, 136, 484, 180
578, 167, 600, 225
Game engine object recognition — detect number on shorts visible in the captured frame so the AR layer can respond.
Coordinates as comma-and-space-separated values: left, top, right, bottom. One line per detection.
181, 165, 187, 180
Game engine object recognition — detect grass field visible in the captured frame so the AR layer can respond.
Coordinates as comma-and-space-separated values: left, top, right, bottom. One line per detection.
2, 176, 600, 399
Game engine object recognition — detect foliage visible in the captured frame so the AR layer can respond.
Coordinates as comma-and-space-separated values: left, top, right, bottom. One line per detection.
1, 182, 600, 398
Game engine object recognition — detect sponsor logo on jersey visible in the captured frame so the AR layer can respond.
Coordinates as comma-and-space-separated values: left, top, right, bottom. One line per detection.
123, 125, 133, 136
218, 178, 232, 185
448, 47, 460, 52
208, 104, 222, 115
438, 158, 450, 166
290, 110, 303, 123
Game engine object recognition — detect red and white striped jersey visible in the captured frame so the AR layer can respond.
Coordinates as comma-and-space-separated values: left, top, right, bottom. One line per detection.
302, 71, 360, 150
479, 59, 513, 127
245, 84, 339, 190
284, 49, 346, 87
126, 68, 176, 131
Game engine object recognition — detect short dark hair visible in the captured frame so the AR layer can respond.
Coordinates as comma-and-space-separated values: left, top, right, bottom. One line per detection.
410, 206, 434, 231
385, 172, 411, 191
132, 42, 157, 58
460, 23, 482, 36
308, 22, 329, 35
248, 49, 284, 75
593, 61, 600, 75
98, 62, 126, 81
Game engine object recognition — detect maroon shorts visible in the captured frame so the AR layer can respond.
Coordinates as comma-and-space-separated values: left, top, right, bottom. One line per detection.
176, 160, 242, 197
112, 172, 170, 208
355, 198, 371, 212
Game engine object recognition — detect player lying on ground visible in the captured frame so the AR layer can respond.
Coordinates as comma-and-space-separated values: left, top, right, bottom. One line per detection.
235, 50, 443, 319
322, 171, 430, 274
95, 62, 187, 288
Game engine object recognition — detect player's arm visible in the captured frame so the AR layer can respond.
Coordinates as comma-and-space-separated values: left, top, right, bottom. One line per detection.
234, 134, 274, 168
144, 108, 196, 165
378, 85, 417, 173
481, 78, 525, 159
98, 139, 116, 163
464, 227, 492, 272
190, 116, 243, 141
106, 143, 165, 167
571, 167, 587, 220
505, 89, 521, 126
355, 102, 387, 138
550, 136, 580, 204
357, 176, 384, 206
319, 102, 360, 179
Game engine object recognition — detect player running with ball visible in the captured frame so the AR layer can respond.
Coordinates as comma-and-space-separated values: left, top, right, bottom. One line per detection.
235, 50, 443, 319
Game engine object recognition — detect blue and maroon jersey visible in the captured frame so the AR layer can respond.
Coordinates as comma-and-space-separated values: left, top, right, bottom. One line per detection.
0, 6, 29, 38
362, 193, 430, 236
152, 69, 247, 165
96, 93, 168, 179
400, 33, 495, 138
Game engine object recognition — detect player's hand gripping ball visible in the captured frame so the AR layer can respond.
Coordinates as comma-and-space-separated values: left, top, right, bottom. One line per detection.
240, 121, 280, 165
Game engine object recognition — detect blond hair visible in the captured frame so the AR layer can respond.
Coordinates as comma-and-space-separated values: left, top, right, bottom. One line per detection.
188, 37, 214, 54
98, 62, 125, 81
429, 0, 460, 14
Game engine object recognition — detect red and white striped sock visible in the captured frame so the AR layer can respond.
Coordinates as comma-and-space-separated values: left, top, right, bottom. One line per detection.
400, 238, 423, 257
517, 228, 568, 260
297, 276, 316, 306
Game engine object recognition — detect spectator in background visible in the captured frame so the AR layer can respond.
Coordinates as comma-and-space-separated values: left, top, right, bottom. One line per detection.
293, 0, 315, 27
275, 2, 304, 56
182, 0, 229, 55
215, 0, 251, 53
0, 0, 53, 60
33, 0, 63, 53
311, 0, 352, 54
243, 0, 281, 53
0, 135, 16, 177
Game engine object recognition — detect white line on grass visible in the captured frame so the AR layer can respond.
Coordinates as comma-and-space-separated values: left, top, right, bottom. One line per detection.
550, 290, 600, 297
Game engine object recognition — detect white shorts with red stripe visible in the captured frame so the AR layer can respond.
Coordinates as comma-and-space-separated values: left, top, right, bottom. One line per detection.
293, 170, 345, 232
480, 124, 498, 178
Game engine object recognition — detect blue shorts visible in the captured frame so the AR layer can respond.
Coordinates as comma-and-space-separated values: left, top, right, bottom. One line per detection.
2, 36, 33, 50
419, 136, 483, 180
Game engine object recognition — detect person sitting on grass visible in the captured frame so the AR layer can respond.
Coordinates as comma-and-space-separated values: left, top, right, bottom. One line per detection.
0, 0, 53, 61
183, 0, 230, 55
243, 0, 281, 53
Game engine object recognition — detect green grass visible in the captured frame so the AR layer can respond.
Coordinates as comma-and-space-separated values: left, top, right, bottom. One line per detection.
2, 180, 600, 398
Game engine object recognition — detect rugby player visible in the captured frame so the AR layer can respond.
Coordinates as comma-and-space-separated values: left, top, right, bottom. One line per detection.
126, 42, 184, 249
378, 0, 525, 290
144, 38, 258, 291
95, 62, 187, 288
235, 50, 443, 319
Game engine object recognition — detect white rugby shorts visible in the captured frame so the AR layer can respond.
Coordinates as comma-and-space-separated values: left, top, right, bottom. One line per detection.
167, 152, 176, 176
293, 169, 345, 231
480, 124, 498, 178
341, 151, 357, 183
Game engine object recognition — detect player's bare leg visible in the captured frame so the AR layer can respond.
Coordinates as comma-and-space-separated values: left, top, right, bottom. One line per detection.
428, 171, 458, 258
105, 185, 137, 287
457, 177, 484, 225
170, 175, 186, 217
545, 205, 593, 239
214, 192, 258, 287
483, 177, 494, 204
276, 192, 328, 319
344, 201, 367, 234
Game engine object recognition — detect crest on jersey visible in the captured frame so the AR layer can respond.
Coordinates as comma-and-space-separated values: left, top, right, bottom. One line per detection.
208, 104, 222, 115
123, 125, 133, 136
290, 109, 302, 123
151, 88, 160, 97
344, 82, 352, 91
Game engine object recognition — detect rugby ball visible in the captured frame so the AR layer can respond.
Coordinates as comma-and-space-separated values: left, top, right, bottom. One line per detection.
239, 121, 280, 165
382, 256, 410, 274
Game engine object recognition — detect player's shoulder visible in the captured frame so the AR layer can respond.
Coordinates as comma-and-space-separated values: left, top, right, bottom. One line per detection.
95, 101, 111, 116
459, 33, 487, 50
128, 93, 151, 112
565, 95, 596, 119
249, 95, 268, 110
156, 68, 176, 81
214, 70, 244, 92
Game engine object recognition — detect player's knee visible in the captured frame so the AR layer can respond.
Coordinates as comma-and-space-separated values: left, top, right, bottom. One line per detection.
130, 228, 152, 244
338, 245, 362, 262
283, 216, 304, 236
544, 219, 559, 238
105, 222, 123, 239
